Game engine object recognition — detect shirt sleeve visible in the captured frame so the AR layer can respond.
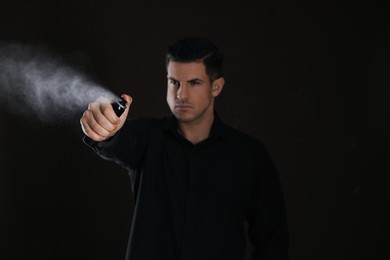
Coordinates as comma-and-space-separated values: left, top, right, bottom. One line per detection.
246, 144, 290, 259
82, 117, 150, 171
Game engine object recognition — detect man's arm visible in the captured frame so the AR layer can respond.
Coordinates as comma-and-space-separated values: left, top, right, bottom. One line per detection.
246, 145, 290, 259
80, 94, 146, 169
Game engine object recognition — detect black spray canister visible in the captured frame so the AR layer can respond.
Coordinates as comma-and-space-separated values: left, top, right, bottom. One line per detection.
111, 96, 127, 117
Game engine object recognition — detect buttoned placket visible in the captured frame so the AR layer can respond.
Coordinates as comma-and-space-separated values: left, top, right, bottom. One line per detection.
178, 142, 203, 260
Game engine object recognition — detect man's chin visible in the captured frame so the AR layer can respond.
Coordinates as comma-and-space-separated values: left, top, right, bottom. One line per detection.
173, 112, 195, 123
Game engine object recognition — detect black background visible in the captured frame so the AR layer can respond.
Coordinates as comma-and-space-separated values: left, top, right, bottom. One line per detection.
1, 0, 389, 259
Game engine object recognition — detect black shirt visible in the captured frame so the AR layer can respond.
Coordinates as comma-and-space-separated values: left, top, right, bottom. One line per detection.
84, 114, 289, 260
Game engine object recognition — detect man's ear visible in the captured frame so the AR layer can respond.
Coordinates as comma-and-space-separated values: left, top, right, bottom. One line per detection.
212, 77, 225, 97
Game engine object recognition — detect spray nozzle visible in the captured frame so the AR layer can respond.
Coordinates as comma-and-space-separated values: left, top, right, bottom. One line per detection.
111, 97, 127, 117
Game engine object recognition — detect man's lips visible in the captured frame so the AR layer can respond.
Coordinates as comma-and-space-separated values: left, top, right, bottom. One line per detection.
175, 104, 192, 109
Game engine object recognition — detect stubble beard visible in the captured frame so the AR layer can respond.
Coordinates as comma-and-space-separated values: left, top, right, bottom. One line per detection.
174, 99, 214, 125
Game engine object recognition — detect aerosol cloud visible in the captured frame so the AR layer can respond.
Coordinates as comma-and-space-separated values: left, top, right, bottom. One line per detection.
0, 42, 118, 123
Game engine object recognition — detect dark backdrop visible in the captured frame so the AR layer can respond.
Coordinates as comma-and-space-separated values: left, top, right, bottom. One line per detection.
1, 1, 389, 259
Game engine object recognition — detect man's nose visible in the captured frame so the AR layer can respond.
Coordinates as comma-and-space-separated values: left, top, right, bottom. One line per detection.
176, 85, 188, 99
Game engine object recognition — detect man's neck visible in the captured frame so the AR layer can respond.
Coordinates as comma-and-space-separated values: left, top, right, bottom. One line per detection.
178, 113, 214, 144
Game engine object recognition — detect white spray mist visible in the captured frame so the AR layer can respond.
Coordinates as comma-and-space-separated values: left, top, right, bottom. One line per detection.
0, 42, 118, 123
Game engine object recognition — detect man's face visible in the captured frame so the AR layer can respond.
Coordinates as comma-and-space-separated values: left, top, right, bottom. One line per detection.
166, 61, 221, 124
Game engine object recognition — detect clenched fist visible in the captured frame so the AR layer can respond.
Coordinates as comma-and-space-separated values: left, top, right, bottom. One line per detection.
80, 94, 132, 141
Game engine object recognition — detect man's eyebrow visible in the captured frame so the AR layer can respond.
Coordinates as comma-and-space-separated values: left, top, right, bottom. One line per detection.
167, 76, 178, 81
187, 78, 203, 83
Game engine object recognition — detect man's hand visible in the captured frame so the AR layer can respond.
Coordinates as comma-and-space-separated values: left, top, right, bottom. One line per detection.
80, 94, 132, 141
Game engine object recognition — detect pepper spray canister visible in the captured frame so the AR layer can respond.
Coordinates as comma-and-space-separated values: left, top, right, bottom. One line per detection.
111, 96, 127, 117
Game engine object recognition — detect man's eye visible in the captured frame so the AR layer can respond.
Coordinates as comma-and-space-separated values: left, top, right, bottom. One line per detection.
189, 81, 200, 86
169, 79, 179, 87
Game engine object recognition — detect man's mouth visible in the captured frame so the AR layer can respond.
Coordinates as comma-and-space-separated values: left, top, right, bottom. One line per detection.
175, 103, 192, 109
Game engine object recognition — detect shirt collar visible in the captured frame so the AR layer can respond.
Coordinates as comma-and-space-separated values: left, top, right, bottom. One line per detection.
162, 111, 230, 142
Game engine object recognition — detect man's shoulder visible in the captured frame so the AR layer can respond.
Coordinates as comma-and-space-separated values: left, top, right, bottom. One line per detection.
219, 121, 266, 151
219, 122, 276, 167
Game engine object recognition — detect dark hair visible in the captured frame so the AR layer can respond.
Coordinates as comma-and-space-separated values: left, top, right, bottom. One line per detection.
166, 36, 223, 82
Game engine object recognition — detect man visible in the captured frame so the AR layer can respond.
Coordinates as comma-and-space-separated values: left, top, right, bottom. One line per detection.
80, 37, 289, 260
